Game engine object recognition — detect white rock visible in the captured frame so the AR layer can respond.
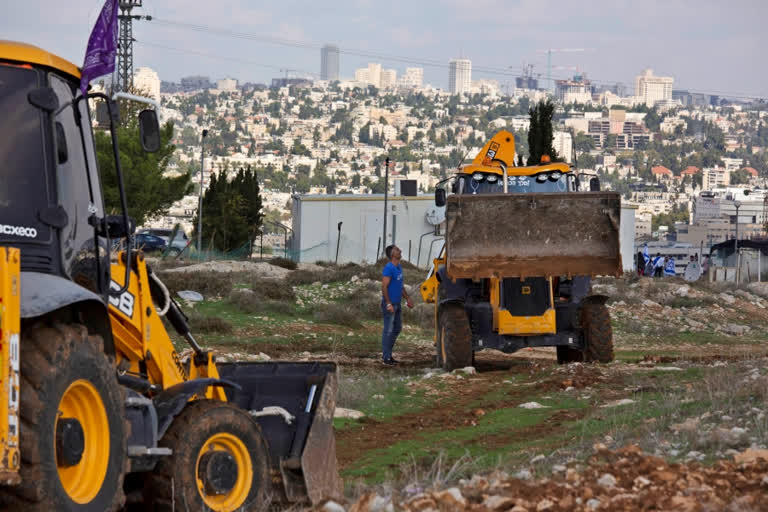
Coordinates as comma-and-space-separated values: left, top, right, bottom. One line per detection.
552, 464, 567, 474
598, 473, 617, 488
530, 454, 546, 464
334, 407, 364, 419
515, 469, 532, 480
519, 402, 549, 409
718, 292, 736, 305
586, 498, 601, 509
177, 290, 204, 302
322, 500, 346, 512
601, 399, 635, 408
536, 498, 555, 511
454, 366, 476, 375
372, 394, 384, 400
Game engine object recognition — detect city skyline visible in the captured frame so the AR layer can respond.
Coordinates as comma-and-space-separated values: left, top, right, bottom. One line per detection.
3, 0, 766, 99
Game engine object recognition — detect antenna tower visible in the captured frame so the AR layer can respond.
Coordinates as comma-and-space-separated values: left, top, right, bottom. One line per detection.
116, 0, 151, 92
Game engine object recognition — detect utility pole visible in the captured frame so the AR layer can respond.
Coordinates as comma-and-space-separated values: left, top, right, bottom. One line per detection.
381, 157, 390, 259
198, 129, 209, 253
116, 1, 151, 92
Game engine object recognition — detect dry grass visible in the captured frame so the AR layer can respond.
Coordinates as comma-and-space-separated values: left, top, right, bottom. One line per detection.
312, 303, 363, 328
269, 257, 298, 270
250, 278, 296, 302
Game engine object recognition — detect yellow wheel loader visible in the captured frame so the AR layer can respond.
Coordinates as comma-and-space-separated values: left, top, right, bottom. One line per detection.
0, 41, 340, 511
421, 130, 622, 371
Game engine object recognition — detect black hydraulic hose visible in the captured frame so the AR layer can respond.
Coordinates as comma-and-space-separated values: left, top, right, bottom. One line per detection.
416, 229, 435, 268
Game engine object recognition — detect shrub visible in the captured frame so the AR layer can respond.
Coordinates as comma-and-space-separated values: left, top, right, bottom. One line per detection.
312, 303, 363, 328
186, 312, 233, 334
250, 278, 296, 302
227, 289, 294, 316
158, 270, 235, 299
270, 257, 297, 270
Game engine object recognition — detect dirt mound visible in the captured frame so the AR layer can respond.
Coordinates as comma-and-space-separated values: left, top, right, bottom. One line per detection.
334, 445, 768, 511
163, 260, 291, 278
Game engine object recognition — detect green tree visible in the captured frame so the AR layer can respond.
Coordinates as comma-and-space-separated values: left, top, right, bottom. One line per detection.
96, 121, 191, 226
730, 168, 751, 185
527, 100, 557, 165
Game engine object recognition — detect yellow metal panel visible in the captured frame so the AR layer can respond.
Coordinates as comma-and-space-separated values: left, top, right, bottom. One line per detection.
471, 130, 517, 167
497, 308, 557, 335
0, 40, 80, 79
460, 162, 571, 177
0, 247, 21, 483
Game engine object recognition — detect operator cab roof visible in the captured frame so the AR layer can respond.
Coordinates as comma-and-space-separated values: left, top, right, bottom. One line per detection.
0, 40, 80, 80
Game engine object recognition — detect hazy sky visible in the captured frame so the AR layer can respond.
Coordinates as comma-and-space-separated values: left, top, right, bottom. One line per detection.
4, 0, 766, 98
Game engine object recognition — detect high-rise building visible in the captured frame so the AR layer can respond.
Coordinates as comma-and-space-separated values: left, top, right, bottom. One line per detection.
635, 69, 673, 107
380, 69, 397, 89
399, 67, 423, 89
321, 44, 339, 81
354, 63, 383, 88
216, 78, 238, 92
449, 58, 471, 94
134, 67, 160, 102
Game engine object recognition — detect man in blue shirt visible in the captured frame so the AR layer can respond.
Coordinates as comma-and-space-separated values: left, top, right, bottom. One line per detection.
381, 244, 413, 365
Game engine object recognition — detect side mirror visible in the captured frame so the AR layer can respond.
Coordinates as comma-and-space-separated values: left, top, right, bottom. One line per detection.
138, 109, 161, 153
106, 215, 136, 238
589, 177, 601, 191
435, 188, 447, 207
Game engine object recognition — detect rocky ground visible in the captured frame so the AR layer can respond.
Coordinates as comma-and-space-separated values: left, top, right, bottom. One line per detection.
153, 260, 768, 511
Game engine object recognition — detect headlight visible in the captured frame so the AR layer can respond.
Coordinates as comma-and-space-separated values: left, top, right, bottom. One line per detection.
536, 173, 549, 183
485, 174, 498, 183
548, 171, 562, 181
472, 172, 484, 181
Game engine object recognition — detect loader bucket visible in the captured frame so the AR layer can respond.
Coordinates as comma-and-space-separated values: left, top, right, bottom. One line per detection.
445, 192, 622, 279
217, 361, 342, 506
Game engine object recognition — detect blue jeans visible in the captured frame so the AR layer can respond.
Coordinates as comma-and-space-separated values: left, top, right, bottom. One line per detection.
381, 299, 402, 361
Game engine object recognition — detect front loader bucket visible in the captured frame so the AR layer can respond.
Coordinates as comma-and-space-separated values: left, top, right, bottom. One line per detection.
445, 192, 622, 279
217, 362, 342, 505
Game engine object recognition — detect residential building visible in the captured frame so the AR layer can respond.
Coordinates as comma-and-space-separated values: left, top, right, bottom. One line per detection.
216, 78, 238, 92
399, 67, 423, 89
179, 75, 211, 91
702, 167, 730, 190
354, 63, 383, 88
448, 58, 472, 95
380, 69, 397, 89
320, 44, 340, 81
635, 69, 673, 107
555, 75, 592, 104
134, 67, 160, 102
553, 131, 573, 164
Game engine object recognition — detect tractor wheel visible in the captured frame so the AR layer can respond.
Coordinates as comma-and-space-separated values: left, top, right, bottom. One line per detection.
581, 303, 614, 363
556, 345, 583, 364
146, 400, 271, 512
0, 323, 127, 511
436, 302, 473, 372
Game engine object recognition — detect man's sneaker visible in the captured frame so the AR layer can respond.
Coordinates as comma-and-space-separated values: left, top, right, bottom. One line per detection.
382, 359, 396, 366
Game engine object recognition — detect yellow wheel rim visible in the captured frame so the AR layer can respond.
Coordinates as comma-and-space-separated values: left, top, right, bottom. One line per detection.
195, 432, 253, 511
56, 379, 110, 504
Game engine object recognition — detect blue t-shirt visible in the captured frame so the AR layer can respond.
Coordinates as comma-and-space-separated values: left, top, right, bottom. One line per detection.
382, 262, 404, 304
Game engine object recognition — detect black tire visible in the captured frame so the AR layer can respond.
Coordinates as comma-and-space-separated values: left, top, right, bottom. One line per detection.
436, 302, 473, 371
556, 345, 584, 364
0, 322, 127, 511
582, 303, 614, 363
146, 400, 271, 512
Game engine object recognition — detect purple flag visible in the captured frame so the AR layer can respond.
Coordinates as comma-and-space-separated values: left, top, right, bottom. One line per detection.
80, 0, 119, 95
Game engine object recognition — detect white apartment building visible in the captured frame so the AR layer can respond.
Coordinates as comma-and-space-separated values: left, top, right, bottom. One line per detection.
722, 157, 745, 171
635, 69, 673, 107
354, 63, 383, 88
555, 79, 592, 104
216, 78, 238, 92
399, 67, 423, 88
702, 167, 730, 190
134, 67, 160, 102
380, 69, 397, 89
448, 58, 472, 95
553, 131, 573, 164
471, 79, 499, 96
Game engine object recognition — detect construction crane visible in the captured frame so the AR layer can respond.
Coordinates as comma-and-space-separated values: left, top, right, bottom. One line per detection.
537, 48, 594, 92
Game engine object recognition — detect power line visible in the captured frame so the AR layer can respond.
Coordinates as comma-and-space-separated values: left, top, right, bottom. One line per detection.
144, 18, 766, 100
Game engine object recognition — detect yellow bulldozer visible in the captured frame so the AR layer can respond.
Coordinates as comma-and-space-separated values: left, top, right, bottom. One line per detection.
421, 131, 622, 370
0, 41, 339, 511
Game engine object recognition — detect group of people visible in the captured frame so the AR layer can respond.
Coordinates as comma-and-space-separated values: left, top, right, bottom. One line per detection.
636, 245, 709, 280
